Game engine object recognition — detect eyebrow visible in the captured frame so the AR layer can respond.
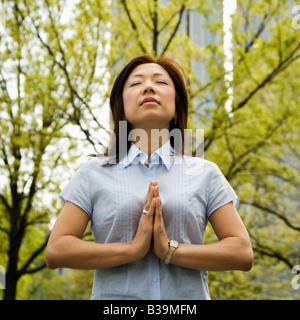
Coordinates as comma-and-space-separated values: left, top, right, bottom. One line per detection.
131, 73, 167, 78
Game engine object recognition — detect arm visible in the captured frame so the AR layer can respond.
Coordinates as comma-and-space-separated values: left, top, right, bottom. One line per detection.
45, 201, 134, 269
152, 194, 253, 271
46, 182, 157, 270
172, 202, 253, 271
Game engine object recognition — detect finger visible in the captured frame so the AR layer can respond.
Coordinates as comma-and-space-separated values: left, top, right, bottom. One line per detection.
146, 198, 156, 221
155, 196, 161, 213
144, 186, 154, 212
144, 182, 154, 207
151, 180, 157, 187
154, 197, 166, 232
154, 197, 163, 221
147, 181, 156, 198
153, 185, 159, 198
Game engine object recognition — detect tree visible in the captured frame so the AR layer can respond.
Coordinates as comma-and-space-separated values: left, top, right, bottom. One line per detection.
207, 0, 300, 268
109, 0, 300, 298
0, 0, 110, 299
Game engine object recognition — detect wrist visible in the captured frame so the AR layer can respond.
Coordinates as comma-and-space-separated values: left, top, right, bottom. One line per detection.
156, 241, 170, 261
126, 242, 139, 263
127, 241, 149, 263
164, 240, 179, 264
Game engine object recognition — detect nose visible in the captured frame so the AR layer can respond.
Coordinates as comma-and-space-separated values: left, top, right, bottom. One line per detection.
143, 83, 156, 94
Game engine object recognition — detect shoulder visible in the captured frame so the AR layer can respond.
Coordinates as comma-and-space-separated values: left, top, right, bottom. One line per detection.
181, 154, 217, 167
80, 155, 114, 169
179, 155, 221, 176
72, 156, 113, 181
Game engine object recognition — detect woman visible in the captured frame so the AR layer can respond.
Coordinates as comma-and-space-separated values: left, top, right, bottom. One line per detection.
45, 54, 253, 300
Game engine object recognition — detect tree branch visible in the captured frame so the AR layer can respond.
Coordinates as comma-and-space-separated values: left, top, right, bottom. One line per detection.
135, 3, 152, 32
120, 0, 147, 53
152, 0, 158, 57
251, 234, 294, 269
225, 119, 285, 180
160, 4, 185, 56
0, 226, 10, 236
21, 262, 47, 275
0, 193, 12, 213
26, 1, 109, 150
17, 234, 50, 278
241, 201, 300, 232
158, 8, 181, 34
233, 42, 300, 112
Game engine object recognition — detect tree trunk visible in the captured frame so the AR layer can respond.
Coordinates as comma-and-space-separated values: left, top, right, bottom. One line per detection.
3, 217, 23, 300
3, 254, 19, 300
3, 271, 18, 300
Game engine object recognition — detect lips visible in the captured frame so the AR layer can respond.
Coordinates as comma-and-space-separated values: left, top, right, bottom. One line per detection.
141, 97, 159, 105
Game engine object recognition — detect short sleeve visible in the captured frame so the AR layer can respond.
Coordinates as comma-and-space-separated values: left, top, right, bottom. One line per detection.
59, 162, 92, 218
206, 163, 239, 218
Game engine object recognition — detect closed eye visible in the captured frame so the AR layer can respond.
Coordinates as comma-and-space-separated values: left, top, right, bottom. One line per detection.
129, 82, 141, 87
157, 81, 168, 85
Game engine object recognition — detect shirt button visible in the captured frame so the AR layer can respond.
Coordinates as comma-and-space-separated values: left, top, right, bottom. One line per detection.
153, 277, 158, 282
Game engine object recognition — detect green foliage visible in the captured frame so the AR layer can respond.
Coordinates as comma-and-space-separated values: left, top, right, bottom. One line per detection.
0, 0, 299, 299
18, 268, 94, 300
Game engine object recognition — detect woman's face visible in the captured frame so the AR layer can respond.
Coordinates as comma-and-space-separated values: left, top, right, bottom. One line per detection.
122, 63, 176, 130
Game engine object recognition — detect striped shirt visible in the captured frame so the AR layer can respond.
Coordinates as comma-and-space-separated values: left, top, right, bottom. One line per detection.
59, 140, 239, 299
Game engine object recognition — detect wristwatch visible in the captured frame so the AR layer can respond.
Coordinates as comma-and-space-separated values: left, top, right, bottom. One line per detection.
164, 240, 179, 264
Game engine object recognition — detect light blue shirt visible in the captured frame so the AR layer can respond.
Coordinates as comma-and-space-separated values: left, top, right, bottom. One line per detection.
59, 140, 239, 300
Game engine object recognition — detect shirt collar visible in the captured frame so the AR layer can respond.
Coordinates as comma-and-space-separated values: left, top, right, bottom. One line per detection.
123, 140, 174, 170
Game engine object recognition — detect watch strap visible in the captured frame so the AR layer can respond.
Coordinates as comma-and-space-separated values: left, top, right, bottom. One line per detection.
164, 241, 178, 265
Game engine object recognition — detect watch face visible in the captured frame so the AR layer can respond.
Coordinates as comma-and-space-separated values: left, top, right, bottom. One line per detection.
170, 240, 179, 248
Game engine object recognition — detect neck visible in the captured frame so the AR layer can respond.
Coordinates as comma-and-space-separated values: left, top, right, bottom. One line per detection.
132, 127, 169, 160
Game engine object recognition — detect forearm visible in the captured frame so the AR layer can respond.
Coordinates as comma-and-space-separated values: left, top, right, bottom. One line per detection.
171, 237, 253, 271
45, 235, 134, 270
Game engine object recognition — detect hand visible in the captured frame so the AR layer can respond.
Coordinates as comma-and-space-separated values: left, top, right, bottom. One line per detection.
152, 185, 170, 261
129, 181, 156, 261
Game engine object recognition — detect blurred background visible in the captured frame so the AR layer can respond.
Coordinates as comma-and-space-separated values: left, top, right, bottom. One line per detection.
0, 0, 299, 300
